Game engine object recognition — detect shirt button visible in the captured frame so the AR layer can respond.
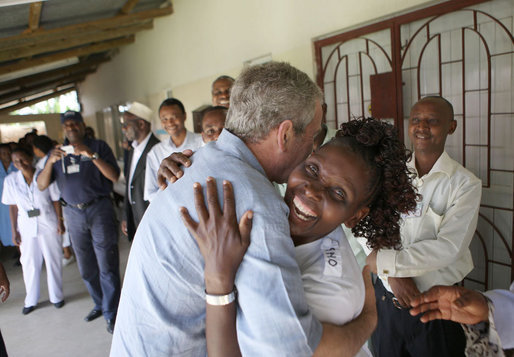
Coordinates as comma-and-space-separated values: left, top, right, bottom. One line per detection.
414, 178, 423, 187
132, 201, 136, 205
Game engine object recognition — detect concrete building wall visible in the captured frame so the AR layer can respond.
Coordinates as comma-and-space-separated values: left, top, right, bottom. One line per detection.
78, 0, 435, 130
0, 113, 62, 143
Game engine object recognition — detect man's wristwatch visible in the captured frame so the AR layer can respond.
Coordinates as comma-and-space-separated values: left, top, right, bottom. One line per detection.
91, 152, 99, 160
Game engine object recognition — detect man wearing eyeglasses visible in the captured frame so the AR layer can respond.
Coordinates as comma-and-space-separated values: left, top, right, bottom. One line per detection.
120, 102, 160, 242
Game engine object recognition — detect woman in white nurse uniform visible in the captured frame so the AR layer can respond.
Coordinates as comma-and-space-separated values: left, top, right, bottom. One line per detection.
1, 146, 64, 314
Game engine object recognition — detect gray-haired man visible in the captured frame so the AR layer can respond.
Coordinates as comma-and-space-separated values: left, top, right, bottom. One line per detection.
111, 62, 324, 356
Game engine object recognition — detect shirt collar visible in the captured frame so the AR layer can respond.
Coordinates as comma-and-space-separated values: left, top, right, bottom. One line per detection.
15, 169, 35, 186
132, 132, 152, 151
15, 169, 24, 183
215, 129, 267, 177
430, 151, 456, 177
409, 151, 456, 178
167, 130, 193, 149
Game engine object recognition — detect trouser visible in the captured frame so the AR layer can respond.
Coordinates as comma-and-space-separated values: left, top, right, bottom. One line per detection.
63, 197, 120, 320
62, 219, 71, 248
0, 329, 6, 357
371, 278, 466, 357
19, 229, 63, 307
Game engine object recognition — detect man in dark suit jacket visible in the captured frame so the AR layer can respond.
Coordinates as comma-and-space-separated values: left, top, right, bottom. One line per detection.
121, 102, 160, 241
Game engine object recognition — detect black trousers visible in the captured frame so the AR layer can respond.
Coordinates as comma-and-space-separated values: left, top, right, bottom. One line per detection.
0, 330, 7, 357
63, 198, 120, 320
371, 278, 466, 357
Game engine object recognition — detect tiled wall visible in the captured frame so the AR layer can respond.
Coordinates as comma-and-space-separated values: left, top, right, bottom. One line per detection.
320, 0, 513, 290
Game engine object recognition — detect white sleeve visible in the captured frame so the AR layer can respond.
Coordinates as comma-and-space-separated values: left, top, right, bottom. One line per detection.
35, 167, 60, 201
301, 231, 365, 326
1, 174, 17, 206
143, 148, 159, 202
377, 178, 481, 277
305, 262, 364, 326
48, 181, 61, 201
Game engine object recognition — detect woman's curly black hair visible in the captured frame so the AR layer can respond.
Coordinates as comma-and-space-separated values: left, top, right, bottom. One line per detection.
329, 117, 419, 250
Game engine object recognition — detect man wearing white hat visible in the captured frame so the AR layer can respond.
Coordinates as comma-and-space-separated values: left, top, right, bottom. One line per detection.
121, 102, 160, 242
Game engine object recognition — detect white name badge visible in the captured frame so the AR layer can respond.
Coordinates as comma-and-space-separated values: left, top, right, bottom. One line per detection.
402, 202, 423, 219
67, 164, 80, 174
321, 238, 342, 277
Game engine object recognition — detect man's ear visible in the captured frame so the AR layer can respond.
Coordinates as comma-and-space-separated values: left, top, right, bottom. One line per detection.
343, 206, 370, 229
448, 119, 457, 135
276, 120, 294, 152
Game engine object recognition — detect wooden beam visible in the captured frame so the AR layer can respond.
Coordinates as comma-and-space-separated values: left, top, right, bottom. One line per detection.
27, 2, 43, 32
0, 70, 88, 98
0, 87, 76, 115
0, 22, 152, 62
120, 0, 140, 14
0, 4, 172, 51
0, 56, 109, 92
0, 36, 134, 76
0, 72, 90, 105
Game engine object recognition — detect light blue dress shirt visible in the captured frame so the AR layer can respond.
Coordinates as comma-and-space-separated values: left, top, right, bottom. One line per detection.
484, 281, 514, 350
111, 129, 322, 356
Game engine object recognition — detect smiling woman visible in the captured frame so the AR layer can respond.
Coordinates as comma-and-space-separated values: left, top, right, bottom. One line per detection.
285, 141, 372, 246
1, 146, 64, 315
286, 118, 419, 250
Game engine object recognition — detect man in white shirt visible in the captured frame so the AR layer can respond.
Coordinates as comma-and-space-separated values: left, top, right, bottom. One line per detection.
120, 102, 160, 241
144, 98, 203, 202
366, 96, 482, 357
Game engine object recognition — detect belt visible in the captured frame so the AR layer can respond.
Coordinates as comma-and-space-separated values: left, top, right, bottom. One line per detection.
375, 278, 405, 310
384, 291, 404, 310
60, 196, 108, 210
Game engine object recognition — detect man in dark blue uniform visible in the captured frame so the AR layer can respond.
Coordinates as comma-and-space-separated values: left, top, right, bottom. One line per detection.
37, 111, 121, 334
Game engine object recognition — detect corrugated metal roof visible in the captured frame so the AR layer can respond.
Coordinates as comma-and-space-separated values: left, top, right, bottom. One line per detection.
0, 0, 173, 113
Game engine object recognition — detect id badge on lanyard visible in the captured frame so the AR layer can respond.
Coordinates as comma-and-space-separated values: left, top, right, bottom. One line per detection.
65, 156, 80, 174
26, 180, 40, 218
27, 208, 40, 217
